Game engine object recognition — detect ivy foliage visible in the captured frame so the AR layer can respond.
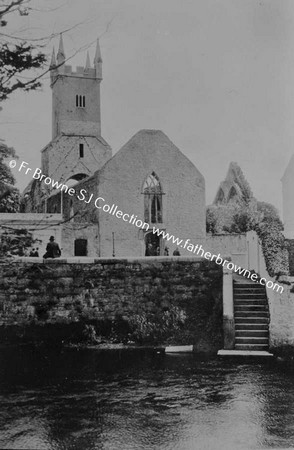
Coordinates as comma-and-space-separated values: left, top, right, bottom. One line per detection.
255, 204, 288, 277
0, 228, 36, 257
206, 199, 288, 277
0, 141, 19, 212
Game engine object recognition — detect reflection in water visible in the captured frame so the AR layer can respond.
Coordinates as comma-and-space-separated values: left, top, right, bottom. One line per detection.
0, 347, 293, 449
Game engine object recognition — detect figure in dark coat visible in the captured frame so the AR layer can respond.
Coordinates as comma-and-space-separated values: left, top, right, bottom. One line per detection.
43, 236, 61, 259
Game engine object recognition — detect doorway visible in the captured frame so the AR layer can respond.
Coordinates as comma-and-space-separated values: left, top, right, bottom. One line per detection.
74, 238, 88, 256
145, 232, 161, 256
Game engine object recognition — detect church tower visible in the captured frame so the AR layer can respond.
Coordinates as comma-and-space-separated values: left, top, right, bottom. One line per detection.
50, 36, 103, 139
40, 35, 111, 184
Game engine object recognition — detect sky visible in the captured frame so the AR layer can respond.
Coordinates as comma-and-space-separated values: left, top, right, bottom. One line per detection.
2, 0, 294, 217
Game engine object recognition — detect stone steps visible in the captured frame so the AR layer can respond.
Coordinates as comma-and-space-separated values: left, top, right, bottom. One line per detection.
235, 311, 268, 317
234, 294, 267, 299
235, 330, 268, 338
235, 344, 269, 351
233, 276, 269, 351
235, 323, 268, 330
234, 282, 262, 287
234, 299, 267, 305
235, 336, 268, 343
218, 349, 273, 358
234, 286, 265, 291
235, 316, 269, 324
234, 290, 265, 293
235, 305, 268, 312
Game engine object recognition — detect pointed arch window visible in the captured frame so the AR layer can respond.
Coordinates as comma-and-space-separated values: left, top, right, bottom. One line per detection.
143, 172, 163, 223
216, 188, 225, 204
228, 186, 237, 202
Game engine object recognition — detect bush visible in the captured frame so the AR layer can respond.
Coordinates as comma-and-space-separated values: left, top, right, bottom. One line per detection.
82, 324, 102, 344
256, 218, 288, 277
127, 305, 186, 344
206, 199, 289, 276
0, 228, 38, 257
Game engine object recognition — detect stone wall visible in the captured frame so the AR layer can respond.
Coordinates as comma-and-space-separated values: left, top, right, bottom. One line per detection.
282, 156, 294, 239
0, 256, 223, 351
206, 233, 247, 268
269, 275, 294, 354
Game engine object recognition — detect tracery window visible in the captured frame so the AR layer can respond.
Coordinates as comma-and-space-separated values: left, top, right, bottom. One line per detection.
143, 172, 163, 223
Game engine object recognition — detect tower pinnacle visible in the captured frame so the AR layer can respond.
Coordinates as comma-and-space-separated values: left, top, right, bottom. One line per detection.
57, 34, 65, 66
84, 51, 91, 71
93, 38, 102, 79
50, 47, 56, 68
94, 38, 102, 63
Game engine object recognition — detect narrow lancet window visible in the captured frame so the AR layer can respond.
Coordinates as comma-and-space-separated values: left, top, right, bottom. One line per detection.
79, 143, 84, 158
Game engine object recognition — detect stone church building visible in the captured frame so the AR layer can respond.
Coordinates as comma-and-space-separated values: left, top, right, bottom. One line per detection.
282, 154, 294, 239
22, 37, 206, 257
213, 162, 252, 205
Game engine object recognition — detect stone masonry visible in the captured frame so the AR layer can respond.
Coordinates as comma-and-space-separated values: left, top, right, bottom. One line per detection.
0, 257, 223, 351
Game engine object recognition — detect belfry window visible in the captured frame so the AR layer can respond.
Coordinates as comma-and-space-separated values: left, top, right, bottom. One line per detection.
143, 172, 163, 223
76, 95, 85, 108
215, 188, 225, 204
79, 143, 84, 158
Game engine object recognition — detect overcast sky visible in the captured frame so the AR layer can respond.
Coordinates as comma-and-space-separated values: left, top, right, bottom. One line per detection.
2, 0, 294, 216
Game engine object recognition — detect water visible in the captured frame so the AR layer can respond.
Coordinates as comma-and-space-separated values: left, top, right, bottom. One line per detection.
0, 347, 293, 450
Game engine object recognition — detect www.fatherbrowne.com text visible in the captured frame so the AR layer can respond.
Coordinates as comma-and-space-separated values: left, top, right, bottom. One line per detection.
11, 160, 284, 293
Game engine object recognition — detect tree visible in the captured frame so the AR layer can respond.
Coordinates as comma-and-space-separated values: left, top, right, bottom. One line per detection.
0, 1, 48, 210
206, 198, 289, 276
0, 140, 19, 212
0, 0, 47, 102
0, 227, 36, 257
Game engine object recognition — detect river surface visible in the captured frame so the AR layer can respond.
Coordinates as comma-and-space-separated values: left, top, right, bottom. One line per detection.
0, 347, 293, 450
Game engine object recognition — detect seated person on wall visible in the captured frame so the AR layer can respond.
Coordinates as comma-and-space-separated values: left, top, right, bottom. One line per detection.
43, 236, 61, 259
